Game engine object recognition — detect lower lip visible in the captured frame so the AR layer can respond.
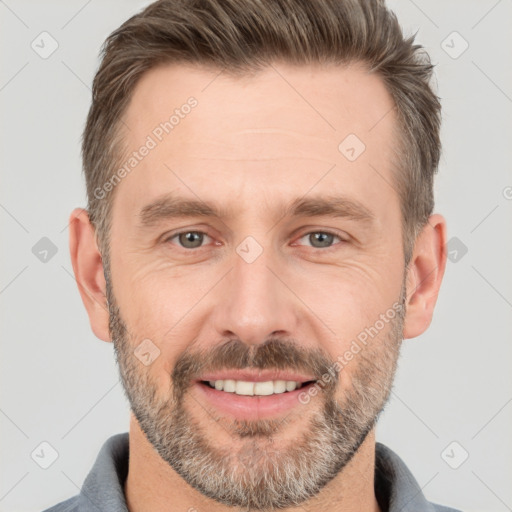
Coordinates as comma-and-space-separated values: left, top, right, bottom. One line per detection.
194, 381, 316, 420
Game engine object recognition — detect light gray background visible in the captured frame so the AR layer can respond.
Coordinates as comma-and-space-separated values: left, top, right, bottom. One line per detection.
1, 1, 511, 511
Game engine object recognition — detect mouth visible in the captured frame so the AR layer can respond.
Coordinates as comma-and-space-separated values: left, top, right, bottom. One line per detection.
200, 379, 316, 396
193, 371, 318, 420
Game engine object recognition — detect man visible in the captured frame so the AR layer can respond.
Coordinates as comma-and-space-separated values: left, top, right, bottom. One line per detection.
44, 0, 460, 510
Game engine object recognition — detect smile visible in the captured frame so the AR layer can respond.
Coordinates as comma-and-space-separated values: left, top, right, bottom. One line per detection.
204, 379, 312, 396
194, 375, 318, 420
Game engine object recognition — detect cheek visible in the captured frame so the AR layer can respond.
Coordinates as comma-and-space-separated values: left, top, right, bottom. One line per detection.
293, 262, 402, 372
110, 255, 191, 329
113, 263, 215, 378
293, 260, 398, 328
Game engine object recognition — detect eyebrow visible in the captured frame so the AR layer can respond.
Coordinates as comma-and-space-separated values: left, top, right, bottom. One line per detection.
137, 192, 375, 228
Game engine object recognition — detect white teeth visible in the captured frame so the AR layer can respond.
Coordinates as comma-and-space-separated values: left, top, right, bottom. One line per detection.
253, 381, 274, 396
273, 380, 287, 393
206, 379, 307, 396
235, 381, 254, 395
223, 379, 236, 393
285, 381, 297, 392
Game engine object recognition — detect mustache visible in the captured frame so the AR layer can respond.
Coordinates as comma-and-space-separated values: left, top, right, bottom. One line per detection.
171, 337, 338, 399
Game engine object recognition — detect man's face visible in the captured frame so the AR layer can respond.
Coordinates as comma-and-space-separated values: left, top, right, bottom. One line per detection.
105, 61, 407, 509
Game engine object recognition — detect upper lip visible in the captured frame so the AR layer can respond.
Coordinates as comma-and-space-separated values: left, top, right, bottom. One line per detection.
196, 370, 317, 384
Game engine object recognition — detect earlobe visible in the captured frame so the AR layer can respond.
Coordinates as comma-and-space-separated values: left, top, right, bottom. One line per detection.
402, 214, 448, 340
68, 207, 112, 342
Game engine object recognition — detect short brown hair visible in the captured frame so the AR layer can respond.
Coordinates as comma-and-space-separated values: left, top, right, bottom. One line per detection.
83, 0, 441, 268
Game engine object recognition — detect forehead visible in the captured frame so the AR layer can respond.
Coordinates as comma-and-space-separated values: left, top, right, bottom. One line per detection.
123, 60, 395, 143
115, 60, 398, 222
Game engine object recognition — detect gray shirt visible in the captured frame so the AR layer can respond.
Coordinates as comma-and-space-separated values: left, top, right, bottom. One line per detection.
41, 433, 462, 512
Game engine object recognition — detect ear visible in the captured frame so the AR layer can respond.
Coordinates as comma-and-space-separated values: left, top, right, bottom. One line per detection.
403, 213, 448, 339
68, 207, 111, 342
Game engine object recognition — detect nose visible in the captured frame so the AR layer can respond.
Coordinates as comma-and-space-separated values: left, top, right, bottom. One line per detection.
211, 244, 299, 346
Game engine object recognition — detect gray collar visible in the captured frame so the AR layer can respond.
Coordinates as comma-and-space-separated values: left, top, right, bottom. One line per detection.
374, 442, 438, 511
74, 433, 455, 512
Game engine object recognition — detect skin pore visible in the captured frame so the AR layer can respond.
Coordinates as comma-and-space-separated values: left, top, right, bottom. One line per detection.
69, 61, 447, 511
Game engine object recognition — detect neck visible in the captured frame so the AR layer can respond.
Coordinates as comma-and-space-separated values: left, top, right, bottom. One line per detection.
124, 413, 381, 512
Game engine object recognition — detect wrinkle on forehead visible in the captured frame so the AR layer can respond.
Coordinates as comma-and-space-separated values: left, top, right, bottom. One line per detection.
122, 60, 396, 156
115, 61, 399, 229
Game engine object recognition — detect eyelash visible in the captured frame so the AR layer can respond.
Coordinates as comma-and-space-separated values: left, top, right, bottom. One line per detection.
163, 229, 346, 252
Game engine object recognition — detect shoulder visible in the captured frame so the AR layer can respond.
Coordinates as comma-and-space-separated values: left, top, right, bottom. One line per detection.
375, 443, 464, 512
41, 495, 79, 512
39, 432, 129, 512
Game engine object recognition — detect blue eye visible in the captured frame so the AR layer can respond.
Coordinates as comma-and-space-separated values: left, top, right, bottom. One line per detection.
166, 231, 212, 249
296, 231, 343, 249
164, 229, 345, 251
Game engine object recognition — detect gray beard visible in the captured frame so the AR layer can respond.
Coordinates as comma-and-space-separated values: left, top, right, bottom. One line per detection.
106, 270, 405, 510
